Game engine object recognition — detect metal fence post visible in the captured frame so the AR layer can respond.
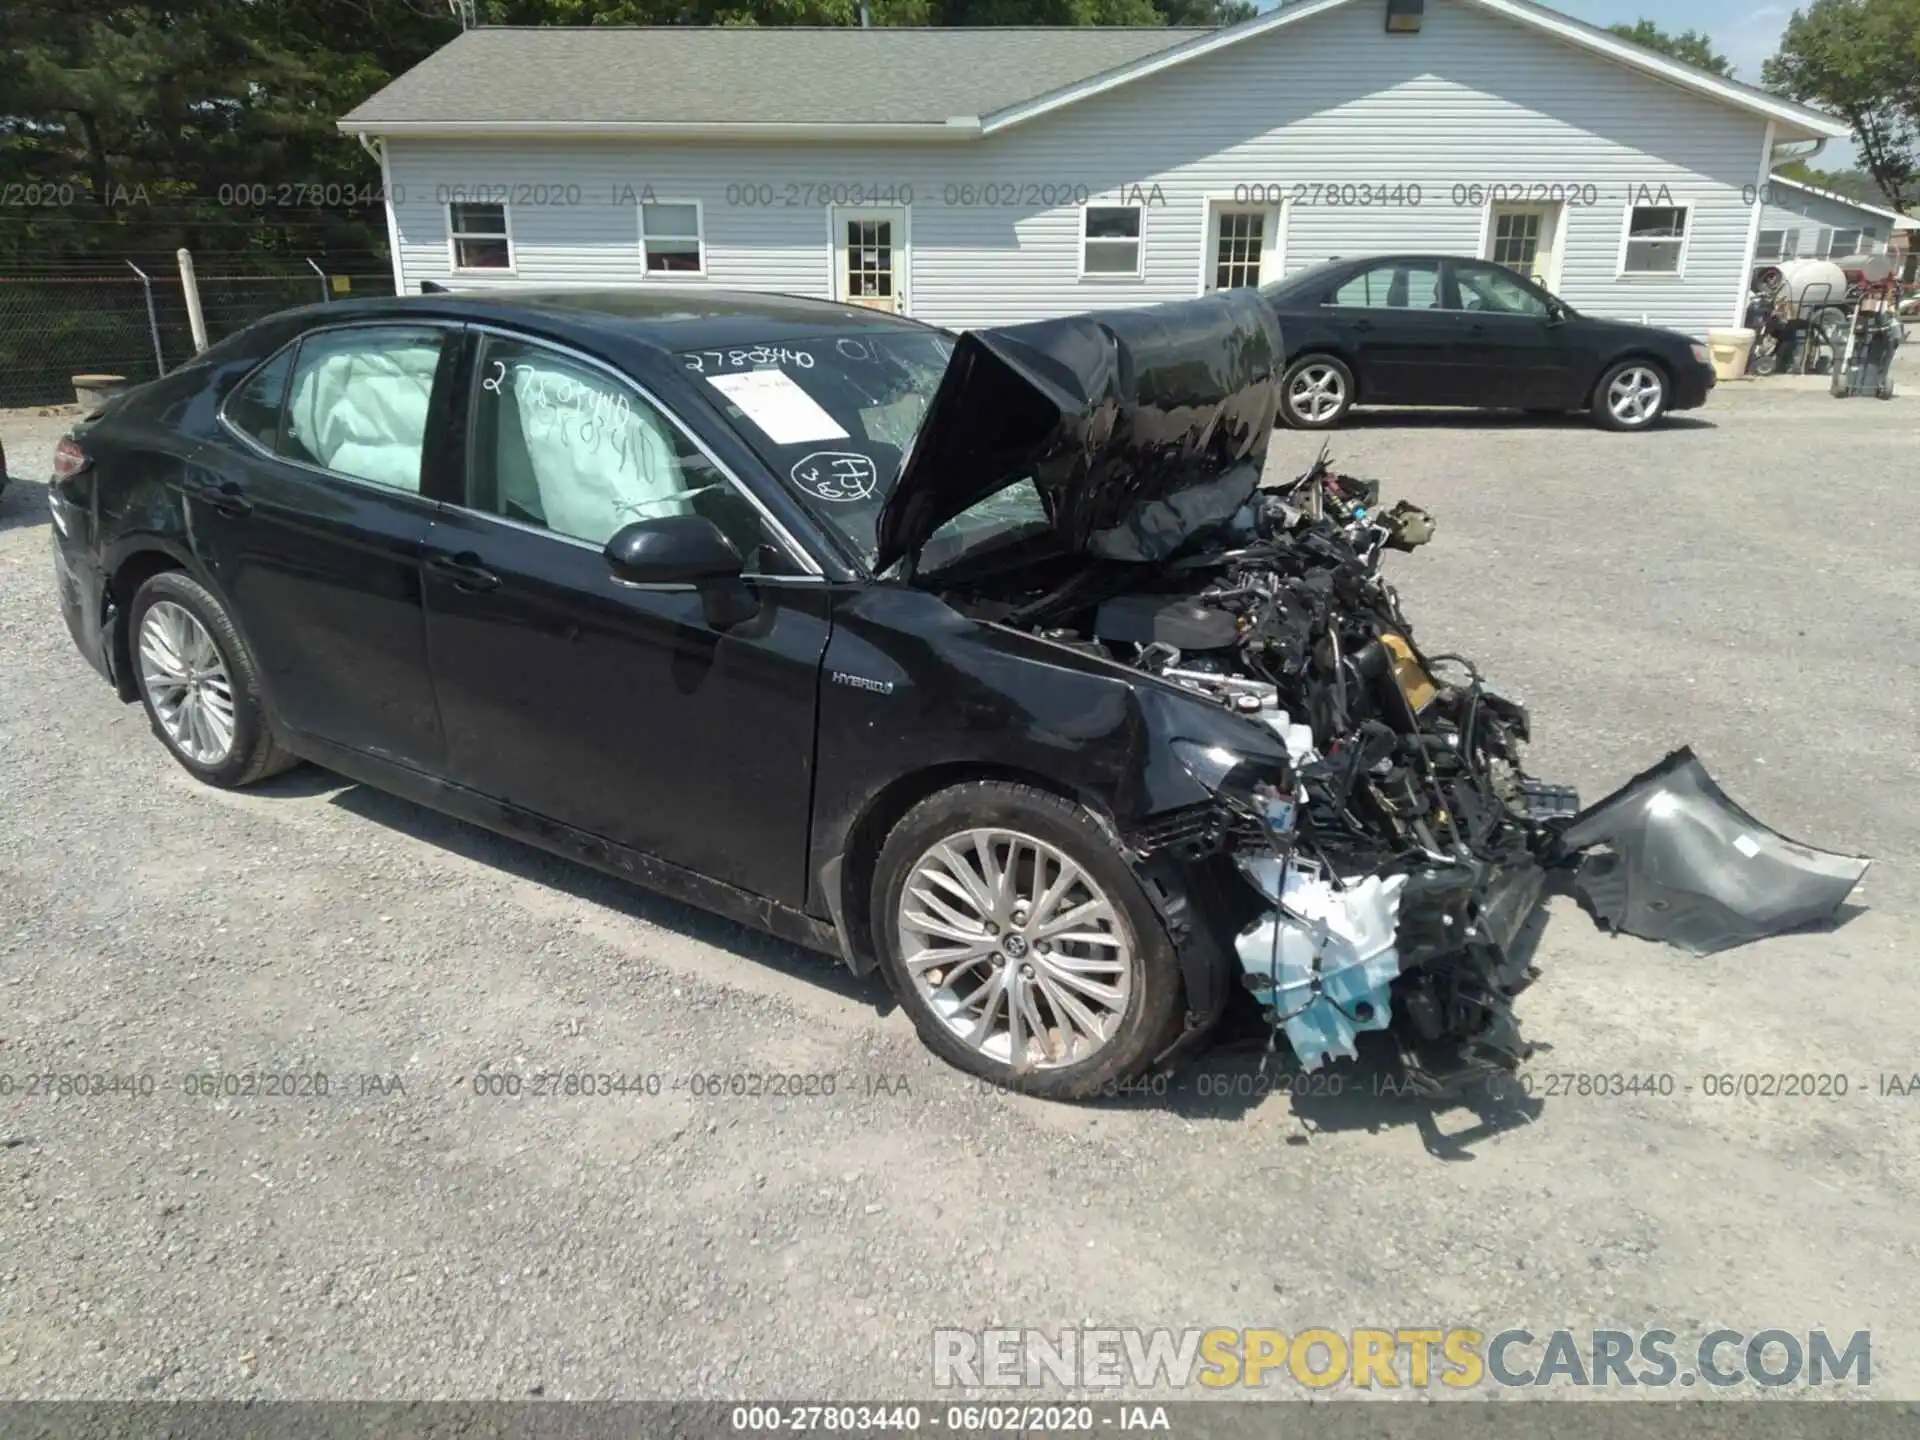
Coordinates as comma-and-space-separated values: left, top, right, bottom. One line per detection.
307, 256, 330, 303
177, 248, 208, 353
126, 261, 166, 378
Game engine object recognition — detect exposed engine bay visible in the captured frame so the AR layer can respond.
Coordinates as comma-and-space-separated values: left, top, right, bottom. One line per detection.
942, 451, 1870, 1096
883, 289, 1870, 1098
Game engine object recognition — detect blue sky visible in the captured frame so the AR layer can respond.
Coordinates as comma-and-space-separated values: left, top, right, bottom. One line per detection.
1548, 0, 1795, 82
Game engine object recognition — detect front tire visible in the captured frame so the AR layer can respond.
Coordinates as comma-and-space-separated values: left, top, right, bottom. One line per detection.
129, 570, 298, 788
872, 781, 1184, 1101
1279, 354, 1355, 429
1592, 359, 1669, 431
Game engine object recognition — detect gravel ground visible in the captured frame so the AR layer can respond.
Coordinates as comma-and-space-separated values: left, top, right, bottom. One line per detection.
2, 364, 1918, 1403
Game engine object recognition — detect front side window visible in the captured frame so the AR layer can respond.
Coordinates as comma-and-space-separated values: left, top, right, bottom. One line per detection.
641, 201, 704, 273
1082, 205, 1143, 277
449, 202, 511, 271
279, 326, 446, 492
1452, 262, 1550, 317
469, 337, 791, 573
1624, 206, 1688, 274
1329, 261, 1442, 309
682, 328, 955, 562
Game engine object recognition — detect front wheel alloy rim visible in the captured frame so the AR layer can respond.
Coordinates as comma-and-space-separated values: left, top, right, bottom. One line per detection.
897, 829, 1133, 1071
138, 600, 236, 765
1607, 366, 1664, 426
1289, 364, 1346, 423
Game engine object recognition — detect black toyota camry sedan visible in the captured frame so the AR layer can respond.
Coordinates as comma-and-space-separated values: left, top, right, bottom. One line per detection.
1259, 255, 1717, 431
60, 285, 1660, 1101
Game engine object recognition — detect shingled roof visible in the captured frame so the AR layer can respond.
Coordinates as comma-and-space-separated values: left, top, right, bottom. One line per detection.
340, 26, 1204, 131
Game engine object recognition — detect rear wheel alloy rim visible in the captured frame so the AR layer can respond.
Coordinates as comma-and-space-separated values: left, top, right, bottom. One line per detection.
1607, 366, 1664, 426
897, 829, 1133, 1071
138, 601, 236, 765
1289, 365, 1345, 423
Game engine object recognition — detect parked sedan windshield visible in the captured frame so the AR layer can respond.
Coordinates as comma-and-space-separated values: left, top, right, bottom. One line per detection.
680, 330, 954, 562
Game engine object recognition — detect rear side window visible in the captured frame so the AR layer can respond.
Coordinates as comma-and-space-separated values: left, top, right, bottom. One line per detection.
223, 346, 296, 449
279, 327, 447, 492
1330, 261, 1441, 309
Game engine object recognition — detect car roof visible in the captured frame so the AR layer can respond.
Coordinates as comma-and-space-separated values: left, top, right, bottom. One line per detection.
271, 288, 948, 355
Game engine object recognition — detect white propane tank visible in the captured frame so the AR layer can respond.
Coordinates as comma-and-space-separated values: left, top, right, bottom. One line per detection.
1774, 258, 1850, 313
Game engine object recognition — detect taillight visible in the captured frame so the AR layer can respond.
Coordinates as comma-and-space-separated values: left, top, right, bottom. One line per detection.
53, 436, 88, 480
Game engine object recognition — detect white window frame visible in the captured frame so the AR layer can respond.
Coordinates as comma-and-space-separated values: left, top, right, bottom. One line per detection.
1197, 196, 1284, 294
1756, 229, 1786, 262
1616, 201, 1692, 278
447, 200, 515, 275
638, 197, 707, 278
1828, 227, 1861, 258
1079, 201, 1145, 281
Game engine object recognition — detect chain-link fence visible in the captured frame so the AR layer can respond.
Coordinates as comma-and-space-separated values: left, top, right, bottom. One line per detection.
0, 258, 396, 407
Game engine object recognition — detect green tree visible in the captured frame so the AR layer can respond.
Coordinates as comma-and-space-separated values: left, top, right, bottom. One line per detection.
1774, 159, 1907, 210
1605, 18, 1736, 77
1764, 0, 1920, 213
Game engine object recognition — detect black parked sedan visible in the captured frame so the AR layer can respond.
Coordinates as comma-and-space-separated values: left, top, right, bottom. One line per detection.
55, 288, 1327, 1099
1259, 255, 1717, 431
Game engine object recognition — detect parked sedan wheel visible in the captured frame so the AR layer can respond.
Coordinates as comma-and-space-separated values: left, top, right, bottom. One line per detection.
129, 570, 298, 788
873, 781, 1184, 1100
1279, 355, 1354, 429
1593, 360, 1669, 431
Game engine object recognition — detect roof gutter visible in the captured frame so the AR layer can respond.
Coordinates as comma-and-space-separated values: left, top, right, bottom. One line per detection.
336, 117, 984, 142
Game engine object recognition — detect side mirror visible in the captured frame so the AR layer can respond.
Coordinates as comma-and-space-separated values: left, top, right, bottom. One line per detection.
1545, 299, 1568, 325
604, 514, 743, 587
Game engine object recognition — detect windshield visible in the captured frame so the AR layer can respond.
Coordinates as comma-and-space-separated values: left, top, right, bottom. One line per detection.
680, 330, 955, 562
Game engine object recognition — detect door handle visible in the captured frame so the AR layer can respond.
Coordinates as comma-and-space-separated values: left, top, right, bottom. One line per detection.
428, 552, 501, 594
196, 480, 252, 518
1354, 318, 1374, 332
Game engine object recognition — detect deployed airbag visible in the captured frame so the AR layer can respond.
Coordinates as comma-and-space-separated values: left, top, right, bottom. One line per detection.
1555, 748, 1869, 954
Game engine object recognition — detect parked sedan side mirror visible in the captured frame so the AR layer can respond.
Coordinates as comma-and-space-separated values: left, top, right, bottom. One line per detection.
1545, 299, 1569, 325
604, 514, 743, 587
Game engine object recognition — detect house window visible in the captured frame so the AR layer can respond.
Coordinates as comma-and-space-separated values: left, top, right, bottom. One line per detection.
1211, 210, 1266, 289
1756, 230, 1786, 262
1082, 204, 1143, 277
1828, 228, 1861, 258
641, 201, 704, 273
449, 202, 511, 271
1861, 226, 1882, 253
1780, 230, 1800, 259
1622, 205, 1688, 274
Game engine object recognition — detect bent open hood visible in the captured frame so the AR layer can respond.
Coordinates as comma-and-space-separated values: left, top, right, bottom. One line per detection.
872, 290, 1284, 573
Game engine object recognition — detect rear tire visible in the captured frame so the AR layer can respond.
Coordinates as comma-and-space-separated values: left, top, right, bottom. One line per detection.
1279, 354, 1355, 429
128, 570, 299, 788
872, 781, 1184, 1101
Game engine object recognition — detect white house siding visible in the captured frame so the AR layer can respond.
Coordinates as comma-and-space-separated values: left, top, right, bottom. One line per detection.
1755, 183, 1894, 261
381, 0, 1770, 338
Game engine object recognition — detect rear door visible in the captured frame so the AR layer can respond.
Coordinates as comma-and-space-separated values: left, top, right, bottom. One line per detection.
1321, 260, 1466, 404
196, 322, 456, 768
1443, 260, 1577, 407
417, 329, 832, 906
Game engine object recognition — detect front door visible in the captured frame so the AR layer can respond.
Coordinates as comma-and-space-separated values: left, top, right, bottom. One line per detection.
1445, 259, 1576, 408
419, 331, 831, 907
191, 322, 454, 769
1487, 203, 1563, 288
833, 207, 908, 314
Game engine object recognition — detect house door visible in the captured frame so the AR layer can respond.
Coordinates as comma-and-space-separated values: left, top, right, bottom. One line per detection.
833, 207, 908, 314
1487, 203, 1563, 287
1204, 203, 1280, 291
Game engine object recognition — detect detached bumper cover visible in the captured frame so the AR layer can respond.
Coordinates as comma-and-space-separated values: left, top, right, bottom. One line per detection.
1553, 747, 1869, 955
